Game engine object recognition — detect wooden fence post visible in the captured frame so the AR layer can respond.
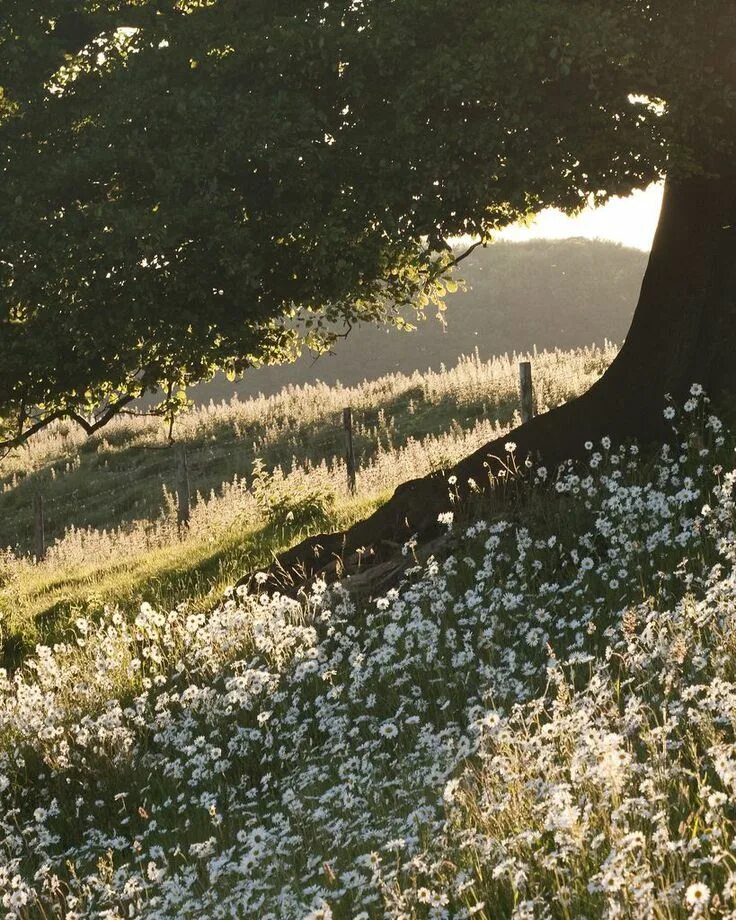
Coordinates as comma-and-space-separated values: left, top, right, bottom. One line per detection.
519, 361, 534, 424
33, 493, 46, 562
177, 443, 191, 529
343, 407, 357, 495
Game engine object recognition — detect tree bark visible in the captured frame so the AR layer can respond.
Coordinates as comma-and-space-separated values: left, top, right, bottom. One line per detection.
245, 172, 736, 592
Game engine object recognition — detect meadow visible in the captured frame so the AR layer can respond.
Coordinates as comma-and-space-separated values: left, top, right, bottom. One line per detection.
2, 346, 735, 918
0, 343, 614, 658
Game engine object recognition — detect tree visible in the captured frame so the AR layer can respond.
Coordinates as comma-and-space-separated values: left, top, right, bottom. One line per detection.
1, 0, 460, 445
1, 2, 735, 579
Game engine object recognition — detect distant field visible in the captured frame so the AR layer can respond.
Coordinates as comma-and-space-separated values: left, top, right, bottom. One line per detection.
0, 343, 616, 657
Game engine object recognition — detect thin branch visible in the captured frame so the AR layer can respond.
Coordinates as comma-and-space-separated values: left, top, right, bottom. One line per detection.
445, 239, 485, 271
0, 409, 68, 454
420, 238, 485, 296
118, 407, 165, 419
165, 379, 176, 443
67, 392, 137, 436
332, 318, 354, 342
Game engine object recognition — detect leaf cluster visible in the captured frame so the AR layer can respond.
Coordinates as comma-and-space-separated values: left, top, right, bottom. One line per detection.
1, 1, 733, 445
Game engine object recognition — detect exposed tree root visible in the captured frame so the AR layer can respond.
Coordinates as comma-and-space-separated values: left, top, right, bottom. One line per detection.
238, 173, 736, 597
237, 383, 637, 595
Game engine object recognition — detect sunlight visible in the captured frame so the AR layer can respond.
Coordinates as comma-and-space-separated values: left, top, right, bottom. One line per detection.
498, 182, 664, 252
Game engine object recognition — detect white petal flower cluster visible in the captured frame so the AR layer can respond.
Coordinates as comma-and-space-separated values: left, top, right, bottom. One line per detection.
1, 392, 736, 917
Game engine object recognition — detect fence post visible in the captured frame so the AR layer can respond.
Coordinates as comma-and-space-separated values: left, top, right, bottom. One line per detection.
177, 443, 191, 529
343, 407, 357, 495
519, 361, 534, 424
33, 493, 46, 562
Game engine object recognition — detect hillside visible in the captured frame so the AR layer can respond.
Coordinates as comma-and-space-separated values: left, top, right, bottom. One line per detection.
188, 238, 647, 402
0, 344, 615, 658
0, 381, 734, 918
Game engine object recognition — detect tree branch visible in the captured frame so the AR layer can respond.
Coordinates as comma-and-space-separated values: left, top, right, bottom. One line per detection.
446, 239, 485, 270
66, 393, 138, 436
0, 392, 141, 457
0, 409, 68, 460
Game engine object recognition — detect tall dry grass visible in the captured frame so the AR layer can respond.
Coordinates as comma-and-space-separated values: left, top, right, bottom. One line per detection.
0, 344, 616, 641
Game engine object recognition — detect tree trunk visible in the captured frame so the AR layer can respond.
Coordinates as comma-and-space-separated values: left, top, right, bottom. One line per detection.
246, 172, 736, 591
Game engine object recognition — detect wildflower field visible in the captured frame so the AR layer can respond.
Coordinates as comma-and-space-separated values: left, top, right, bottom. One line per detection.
2, 354, 736, 918
0, 344, 613, 653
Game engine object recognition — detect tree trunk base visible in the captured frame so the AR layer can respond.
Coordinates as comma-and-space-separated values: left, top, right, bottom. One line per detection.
240, 173, 736, 595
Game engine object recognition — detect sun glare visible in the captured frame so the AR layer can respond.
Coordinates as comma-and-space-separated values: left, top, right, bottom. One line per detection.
498, 182, 664, 252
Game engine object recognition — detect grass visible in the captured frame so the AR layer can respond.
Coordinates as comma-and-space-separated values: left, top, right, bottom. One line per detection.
0, 385, 733, 917
0, 491, 387, 665
0, 343, 615, 657
0, 344, 615, 548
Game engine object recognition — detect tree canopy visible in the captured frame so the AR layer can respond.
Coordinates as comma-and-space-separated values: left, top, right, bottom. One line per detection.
1, 1, 734, 446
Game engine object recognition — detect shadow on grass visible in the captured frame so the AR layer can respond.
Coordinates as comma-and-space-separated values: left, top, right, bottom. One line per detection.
0, 521, 275, 671
0, 386, 520, 555
0, 493, 385, 672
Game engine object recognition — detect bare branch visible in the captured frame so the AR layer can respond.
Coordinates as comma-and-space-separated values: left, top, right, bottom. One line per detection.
0, 393, 139, 456
0, 409, 68, 458
445, 239, 485, 271
66, 393, 137, 436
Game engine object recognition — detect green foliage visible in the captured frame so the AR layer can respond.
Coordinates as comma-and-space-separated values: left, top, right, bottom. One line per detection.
0, 1, 734, 444
250, 457, 336, 536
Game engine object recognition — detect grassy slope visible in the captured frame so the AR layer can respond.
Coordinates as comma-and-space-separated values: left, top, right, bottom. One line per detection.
0, 388, 734, 918
0, 492, 387, 663
0, 345, 614, 657
0, 385, 478, 548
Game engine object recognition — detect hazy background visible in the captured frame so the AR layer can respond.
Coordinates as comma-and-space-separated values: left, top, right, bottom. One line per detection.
180, 183, 661, 403
191, 237, 649, 403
